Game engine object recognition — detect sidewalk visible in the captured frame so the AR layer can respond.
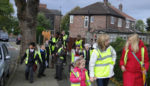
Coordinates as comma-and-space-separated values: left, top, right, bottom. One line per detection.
9, 64, 58, 86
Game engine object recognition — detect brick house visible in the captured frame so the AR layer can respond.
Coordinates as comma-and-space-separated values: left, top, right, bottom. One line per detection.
39, 4, 62, 34
69, 0, 136, 38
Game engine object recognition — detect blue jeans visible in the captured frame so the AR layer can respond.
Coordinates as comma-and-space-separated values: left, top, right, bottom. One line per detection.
97, 78, 110, 86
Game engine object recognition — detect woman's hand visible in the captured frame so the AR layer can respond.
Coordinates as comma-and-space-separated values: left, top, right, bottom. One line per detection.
121, 65, 126, 72
90, 77, 95, 82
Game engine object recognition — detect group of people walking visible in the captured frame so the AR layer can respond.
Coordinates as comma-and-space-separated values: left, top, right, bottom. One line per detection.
20, 31, 68, 83
20, 32, 149, 86
70, 33, 149, 86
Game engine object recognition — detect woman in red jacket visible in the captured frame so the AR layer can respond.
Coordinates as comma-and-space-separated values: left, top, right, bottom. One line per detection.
120, 34, 149, 86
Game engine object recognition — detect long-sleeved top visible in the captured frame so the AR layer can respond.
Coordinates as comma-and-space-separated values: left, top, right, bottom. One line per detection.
89, 46, 116, 78
70, 67, 88, 86
21, 49, 41, 65
120, 40, 149, 72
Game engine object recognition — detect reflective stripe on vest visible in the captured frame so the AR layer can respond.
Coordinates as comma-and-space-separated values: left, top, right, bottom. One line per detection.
124, 47, 145, 66
25, 49, 37, 64
94, 48, 113, 77
75, 40, 83, 49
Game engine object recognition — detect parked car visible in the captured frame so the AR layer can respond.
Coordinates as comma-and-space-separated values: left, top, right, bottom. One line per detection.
0, 33, 9, 42
0, 43, 11, 86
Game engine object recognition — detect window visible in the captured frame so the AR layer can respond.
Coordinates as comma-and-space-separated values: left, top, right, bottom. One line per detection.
2, 45, 8, 58
70, 15, 74, 23
111, 16, 115, 24
84, 16, 89, 28
118, 18, 122, 27
126, 20, 130, 28
91, 16, 94, 23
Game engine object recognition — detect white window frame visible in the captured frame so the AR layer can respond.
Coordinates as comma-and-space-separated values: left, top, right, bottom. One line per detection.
84, 16, 89, 28
111, 16, 115, 24
70, 15, 74, 23
126, 20, 130, 28
118, 18, 122, 27
90, 16, 94, 23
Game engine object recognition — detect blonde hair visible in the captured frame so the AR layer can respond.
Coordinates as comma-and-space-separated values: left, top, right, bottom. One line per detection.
125, 34, 139, 53
97, 34, 110, 50
74, 58, 85, 67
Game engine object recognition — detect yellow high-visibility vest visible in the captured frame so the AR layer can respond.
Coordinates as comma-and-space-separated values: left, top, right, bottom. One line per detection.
94, 48, 114, 77
71, 50, 82, 63
83, 50, 93, 59
57, 47, 64, 60
63, 35, 68, 47
124, 47, 144, 66
25, 49, 38, 65
51, 37, 58, 51
71, 71, 91, 86
75, 40, 83, 50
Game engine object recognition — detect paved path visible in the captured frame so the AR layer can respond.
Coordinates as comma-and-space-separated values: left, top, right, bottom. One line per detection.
9, 65, 58, 86
8, 53, 116, 86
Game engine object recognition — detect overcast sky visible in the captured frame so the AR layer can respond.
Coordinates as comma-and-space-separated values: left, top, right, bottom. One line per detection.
10, 0, 150, 24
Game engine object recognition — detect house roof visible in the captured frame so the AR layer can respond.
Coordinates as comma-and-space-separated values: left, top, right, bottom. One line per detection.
39, 7, 61, 15
93, 28, 141, 34
109, 6, 136, 21
70, 2, 124, 18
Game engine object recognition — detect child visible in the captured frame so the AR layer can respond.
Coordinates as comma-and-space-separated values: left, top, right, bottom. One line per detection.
83, 43, 93, 73
70, 58, 91, 86
38, 45, 47, 78
55, 45, 66, 80
20, 42, 41, 83
71, 45, 83, 63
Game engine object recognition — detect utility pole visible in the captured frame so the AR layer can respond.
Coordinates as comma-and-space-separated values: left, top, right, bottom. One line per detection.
86, 10, 92, 44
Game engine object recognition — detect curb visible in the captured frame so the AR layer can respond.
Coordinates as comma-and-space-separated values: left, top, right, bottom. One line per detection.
110, 78, 123, 86
6, 58, 19, 86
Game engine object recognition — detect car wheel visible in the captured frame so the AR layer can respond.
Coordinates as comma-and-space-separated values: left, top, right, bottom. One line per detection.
0, 76, 5, 86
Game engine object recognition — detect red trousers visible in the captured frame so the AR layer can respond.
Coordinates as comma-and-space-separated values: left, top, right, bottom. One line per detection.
123, 71, 143, 86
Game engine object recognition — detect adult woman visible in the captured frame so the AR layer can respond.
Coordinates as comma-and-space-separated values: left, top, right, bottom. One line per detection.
89, 34, 116, 86
120, 34, 149, 86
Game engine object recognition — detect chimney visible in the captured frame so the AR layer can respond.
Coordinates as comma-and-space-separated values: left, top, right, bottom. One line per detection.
104, 0, 108, 6
119, 3, 123, 11
39, 4, 47, 8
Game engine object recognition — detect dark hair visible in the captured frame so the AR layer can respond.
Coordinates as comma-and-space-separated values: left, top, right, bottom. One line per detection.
29, 42, 36, 47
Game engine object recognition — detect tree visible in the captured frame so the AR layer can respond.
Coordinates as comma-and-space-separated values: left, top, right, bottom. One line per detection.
37, 12, 52, 29
146, 18, 150, 31
135, 20, 145, 32
0, 0, 14, 30
7, 17, 20, 35
15, 0, 39, 57
36, 12, 52, 44
61, 6, 80, 33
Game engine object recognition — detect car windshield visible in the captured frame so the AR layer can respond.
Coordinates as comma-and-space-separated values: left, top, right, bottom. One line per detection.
0, 47, 2, 59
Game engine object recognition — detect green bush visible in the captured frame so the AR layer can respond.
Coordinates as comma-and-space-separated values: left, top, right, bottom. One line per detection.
111, 37, 125, 81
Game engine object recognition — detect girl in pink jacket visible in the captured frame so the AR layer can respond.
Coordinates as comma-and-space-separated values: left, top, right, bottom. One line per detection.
70, 58, 91, 86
